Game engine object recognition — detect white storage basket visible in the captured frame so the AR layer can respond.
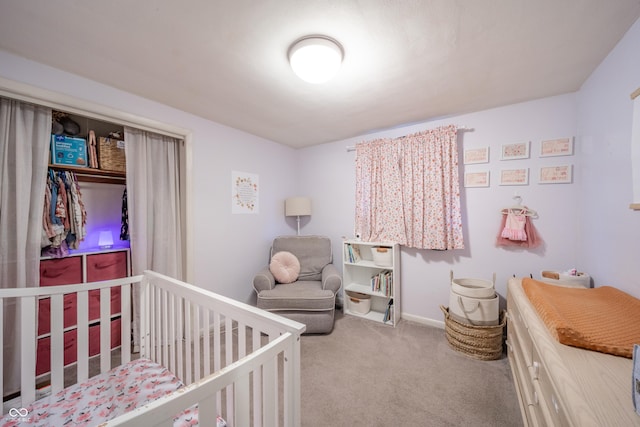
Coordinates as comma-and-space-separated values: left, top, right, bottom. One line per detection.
449, 271, 499, 326
370, 246, 393, 267
540, 270, 590, 288
346, 290, 371, 315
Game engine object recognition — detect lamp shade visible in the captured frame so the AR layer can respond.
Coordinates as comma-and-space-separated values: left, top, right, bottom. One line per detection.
285, 197, 311, 216
288, 36, 343, 84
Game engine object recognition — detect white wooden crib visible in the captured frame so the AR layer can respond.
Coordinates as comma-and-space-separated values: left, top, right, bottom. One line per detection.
0, 270, 306, 426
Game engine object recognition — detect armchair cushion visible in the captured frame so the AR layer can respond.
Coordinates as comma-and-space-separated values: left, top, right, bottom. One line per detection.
272, 236, 332, 282
269, 251, 300, 284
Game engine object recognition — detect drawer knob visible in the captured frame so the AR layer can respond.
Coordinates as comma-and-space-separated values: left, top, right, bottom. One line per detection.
532, 361, 540, 379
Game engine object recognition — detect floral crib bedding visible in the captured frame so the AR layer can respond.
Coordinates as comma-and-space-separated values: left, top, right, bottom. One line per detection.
1, 358, 225, 427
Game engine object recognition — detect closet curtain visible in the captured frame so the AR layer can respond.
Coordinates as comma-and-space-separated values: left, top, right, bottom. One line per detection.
124, 127, 185, 350
355, 125, 464, 250
0, 97, 51, 394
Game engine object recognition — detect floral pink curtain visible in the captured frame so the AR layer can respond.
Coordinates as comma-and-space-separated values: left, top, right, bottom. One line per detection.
355, 125, 464, 250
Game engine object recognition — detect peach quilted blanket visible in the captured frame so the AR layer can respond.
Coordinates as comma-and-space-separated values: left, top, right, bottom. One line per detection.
522, 278, 640, 358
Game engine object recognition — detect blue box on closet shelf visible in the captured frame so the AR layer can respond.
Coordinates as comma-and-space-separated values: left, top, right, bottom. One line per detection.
50, 135, 88, 167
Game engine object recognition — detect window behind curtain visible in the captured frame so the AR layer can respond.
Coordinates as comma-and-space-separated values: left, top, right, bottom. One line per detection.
355, 124, 464, 250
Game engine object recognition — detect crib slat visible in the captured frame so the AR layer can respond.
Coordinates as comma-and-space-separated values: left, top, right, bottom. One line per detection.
199, 394, 217, 427
155, 286, 161, 363
283, 340, 301, 427
252, 327, 263, 427
214, 311, 222, 415
202, 308, 211, 377
77, 290, 89, 382
50, 294, 64, 392
225, 316, 234, 426
184, 301, 192, 385
193, 304, 201, 382
176, 295, 184, 382
20, 296, 36, 406
120, 283, 131, 364
168, 292, 176, 375
235, 373, 250, 427
161, 289, 168, 367
100, 287, 111, 373
262, 355, 277, 427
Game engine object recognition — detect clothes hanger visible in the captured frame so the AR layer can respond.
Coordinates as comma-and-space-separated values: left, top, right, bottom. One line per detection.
500, 195, 537, 217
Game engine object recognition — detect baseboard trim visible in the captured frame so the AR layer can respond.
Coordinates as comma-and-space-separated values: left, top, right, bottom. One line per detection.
401, 312, 444, 329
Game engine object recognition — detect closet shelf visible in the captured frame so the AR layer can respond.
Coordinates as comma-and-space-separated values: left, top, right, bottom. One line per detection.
48, 164, 125, 184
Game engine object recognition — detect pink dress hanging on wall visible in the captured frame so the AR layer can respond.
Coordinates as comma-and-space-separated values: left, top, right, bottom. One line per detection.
496, 207, 542, 248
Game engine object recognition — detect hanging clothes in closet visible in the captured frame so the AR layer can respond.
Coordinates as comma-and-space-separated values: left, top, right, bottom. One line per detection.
496, 200, 542, 249
41, 169, 87, 257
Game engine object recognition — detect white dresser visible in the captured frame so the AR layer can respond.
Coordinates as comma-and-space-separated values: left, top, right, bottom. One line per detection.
506, 277, 640, 426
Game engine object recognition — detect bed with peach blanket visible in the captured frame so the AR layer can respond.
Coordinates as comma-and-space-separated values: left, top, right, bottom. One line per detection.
507, 277, 640, 426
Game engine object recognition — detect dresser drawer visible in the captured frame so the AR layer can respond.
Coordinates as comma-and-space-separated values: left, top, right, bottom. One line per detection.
532, 344, 570, 426
40, 257, 82, 286
88, 318, 122, 356
36, 330, 78, 376
38, 294, 77, 335
86, 251, 128, 282
88, 288, 121, 321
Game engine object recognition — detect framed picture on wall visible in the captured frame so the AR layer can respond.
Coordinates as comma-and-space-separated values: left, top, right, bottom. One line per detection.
540, 137, 574, 157
539, 165, 572, 184
464, 171, 490, 188
501, 141, 530, 160
463, 147, 489, 164
500, 168, 529, 186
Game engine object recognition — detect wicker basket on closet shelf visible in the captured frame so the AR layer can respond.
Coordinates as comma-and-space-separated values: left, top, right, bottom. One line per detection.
440, 305, 505, 361
98, 137, 126, 172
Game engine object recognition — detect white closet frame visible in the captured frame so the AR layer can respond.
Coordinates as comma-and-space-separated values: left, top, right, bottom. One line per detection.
0, 76, 195, 282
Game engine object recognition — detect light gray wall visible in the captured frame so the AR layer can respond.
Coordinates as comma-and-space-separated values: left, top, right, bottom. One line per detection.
576, 17, 640, 296
299, 94, 580, 324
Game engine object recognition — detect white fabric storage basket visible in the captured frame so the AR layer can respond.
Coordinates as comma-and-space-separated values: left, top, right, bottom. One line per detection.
539, 270, 590, 288
449, 271, 499, 326
370, 246, 393, 267
346, 290, 371, 314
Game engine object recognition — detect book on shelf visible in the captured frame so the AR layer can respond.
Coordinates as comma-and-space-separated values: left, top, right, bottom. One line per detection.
371, 270, 393, 296
345, 243, 362, 263
383, 298, 394, 323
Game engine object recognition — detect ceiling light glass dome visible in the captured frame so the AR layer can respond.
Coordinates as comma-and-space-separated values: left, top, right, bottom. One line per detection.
288, 36, 343, 84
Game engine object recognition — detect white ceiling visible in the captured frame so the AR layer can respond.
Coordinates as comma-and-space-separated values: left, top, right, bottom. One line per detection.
1, 1, 639, 148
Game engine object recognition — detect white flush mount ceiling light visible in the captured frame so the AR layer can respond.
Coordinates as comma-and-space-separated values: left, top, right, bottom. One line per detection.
288, 36, 343, 84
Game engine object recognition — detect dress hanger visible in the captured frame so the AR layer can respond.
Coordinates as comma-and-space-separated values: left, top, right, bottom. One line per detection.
500, 195, 537, 217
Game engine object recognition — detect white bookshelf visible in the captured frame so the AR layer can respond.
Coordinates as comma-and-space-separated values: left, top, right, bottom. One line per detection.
342, 240, 400, 326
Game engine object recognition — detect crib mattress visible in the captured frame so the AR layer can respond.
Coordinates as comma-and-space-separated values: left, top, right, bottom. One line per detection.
1, 358, 183, 427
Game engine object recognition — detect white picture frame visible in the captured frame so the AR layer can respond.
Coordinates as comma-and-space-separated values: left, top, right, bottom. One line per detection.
539, 165, 572, 184
463, 147, 489, 164
464, 171, 490, 188
540, 137, 574, 157
501, 141, 530, 160
500, 168, 529, 186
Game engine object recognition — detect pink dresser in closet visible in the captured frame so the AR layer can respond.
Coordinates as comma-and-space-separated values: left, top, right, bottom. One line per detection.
36, 249, 129, 376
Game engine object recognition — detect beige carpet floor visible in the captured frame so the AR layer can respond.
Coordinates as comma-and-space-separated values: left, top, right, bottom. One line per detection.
300, 312, 523, 427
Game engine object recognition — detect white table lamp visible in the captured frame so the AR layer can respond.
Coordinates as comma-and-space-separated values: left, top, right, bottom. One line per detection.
285, 197, 311, 235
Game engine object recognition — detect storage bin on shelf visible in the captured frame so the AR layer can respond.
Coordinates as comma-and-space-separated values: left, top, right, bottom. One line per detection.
98, 137, 126, 172
370, 246, 392, 267
448, 271, 499, 326
345, 290, 371, 315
